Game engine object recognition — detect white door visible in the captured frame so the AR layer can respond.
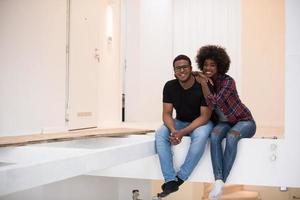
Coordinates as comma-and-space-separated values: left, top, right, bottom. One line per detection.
68, 0, 105, 130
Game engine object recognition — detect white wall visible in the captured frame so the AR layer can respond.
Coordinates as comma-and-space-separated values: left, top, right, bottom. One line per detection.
173, 0, 241, 82
0, 0, 67, 136
124, 0, 241, 123
285, 0, 300, 140
279, 0, 300, 186
123, 0, 141, 122
97, 0, 123, 126
124, 0, 173, 122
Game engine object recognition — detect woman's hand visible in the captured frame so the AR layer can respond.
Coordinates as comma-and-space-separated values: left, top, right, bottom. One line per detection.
192, 71, 213, 86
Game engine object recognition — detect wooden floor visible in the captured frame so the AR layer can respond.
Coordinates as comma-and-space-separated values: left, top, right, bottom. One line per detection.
0, 125, 284, 147
0, 128, 154, 147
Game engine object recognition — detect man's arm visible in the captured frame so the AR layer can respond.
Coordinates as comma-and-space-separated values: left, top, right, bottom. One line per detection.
162, 102, 176, 133
170, 106, 212, 145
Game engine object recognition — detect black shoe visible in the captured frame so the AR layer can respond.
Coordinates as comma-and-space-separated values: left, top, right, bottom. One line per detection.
176, 176, 184, 187
161, 176, 184, 191
158, 181, 179, 198
161, 182, 166, 191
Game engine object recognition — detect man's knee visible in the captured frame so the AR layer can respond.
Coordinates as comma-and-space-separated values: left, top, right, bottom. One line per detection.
191, 127, 211, 143
155, 124, 170, 140
193, 122, 213, 135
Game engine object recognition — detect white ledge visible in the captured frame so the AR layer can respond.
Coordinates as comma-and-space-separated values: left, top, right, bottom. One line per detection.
89, 136, 300, 188
0, 135, 155, 196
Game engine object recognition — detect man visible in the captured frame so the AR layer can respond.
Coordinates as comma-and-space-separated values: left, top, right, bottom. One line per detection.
155, 55, 213, 197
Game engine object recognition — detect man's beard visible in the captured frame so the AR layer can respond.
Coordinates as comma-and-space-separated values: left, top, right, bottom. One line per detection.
177, 73, 192, 83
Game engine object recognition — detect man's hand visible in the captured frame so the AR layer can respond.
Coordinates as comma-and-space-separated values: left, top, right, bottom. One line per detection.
169, 130, 183, 145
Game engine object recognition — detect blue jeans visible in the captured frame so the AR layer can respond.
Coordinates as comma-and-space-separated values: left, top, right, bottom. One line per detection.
155, 119, 213, 182
210, 120, 256, 182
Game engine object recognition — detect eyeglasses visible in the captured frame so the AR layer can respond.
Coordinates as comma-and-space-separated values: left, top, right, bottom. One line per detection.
174, 65, 190, 72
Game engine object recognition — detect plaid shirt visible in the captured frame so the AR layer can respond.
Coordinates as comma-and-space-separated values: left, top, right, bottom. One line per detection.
206, 74, 253, 124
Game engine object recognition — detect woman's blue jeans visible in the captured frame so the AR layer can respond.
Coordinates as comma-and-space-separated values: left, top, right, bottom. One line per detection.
210, 120, 256, 182
155, 119, 213, 182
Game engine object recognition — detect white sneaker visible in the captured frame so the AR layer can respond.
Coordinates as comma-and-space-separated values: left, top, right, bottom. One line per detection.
209, 180, 224, 200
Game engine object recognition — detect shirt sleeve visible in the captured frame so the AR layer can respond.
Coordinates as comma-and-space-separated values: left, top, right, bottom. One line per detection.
200, 90, 208, 107
163, 82, 172, 103
205, 77, 236, 109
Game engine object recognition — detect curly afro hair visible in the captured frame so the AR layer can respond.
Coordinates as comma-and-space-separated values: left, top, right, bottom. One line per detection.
196, 45, 231, 75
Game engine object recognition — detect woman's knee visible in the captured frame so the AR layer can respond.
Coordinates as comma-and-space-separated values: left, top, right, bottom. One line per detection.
226, 130, 240, 146
232, 121, 256, 138
210, 127, 224, 143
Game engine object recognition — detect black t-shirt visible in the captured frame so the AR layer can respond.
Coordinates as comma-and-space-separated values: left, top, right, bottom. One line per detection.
163, 79, 207, 122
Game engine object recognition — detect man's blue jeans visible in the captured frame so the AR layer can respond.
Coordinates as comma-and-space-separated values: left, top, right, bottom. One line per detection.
210, 120, 256, 182
155, 119, 213, 182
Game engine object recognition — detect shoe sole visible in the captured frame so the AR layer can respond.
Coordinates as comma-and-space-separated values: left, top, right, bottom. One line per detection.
158, 188, 179, 198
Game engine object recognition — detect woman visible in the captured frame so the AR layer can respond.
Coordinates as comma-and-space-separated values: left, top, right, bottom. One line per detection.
194, 45, 256, 200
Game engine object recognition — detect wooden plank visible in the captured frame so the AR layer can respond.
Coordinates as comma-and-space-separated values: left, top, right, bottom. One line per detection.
0, 128, 155, 147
